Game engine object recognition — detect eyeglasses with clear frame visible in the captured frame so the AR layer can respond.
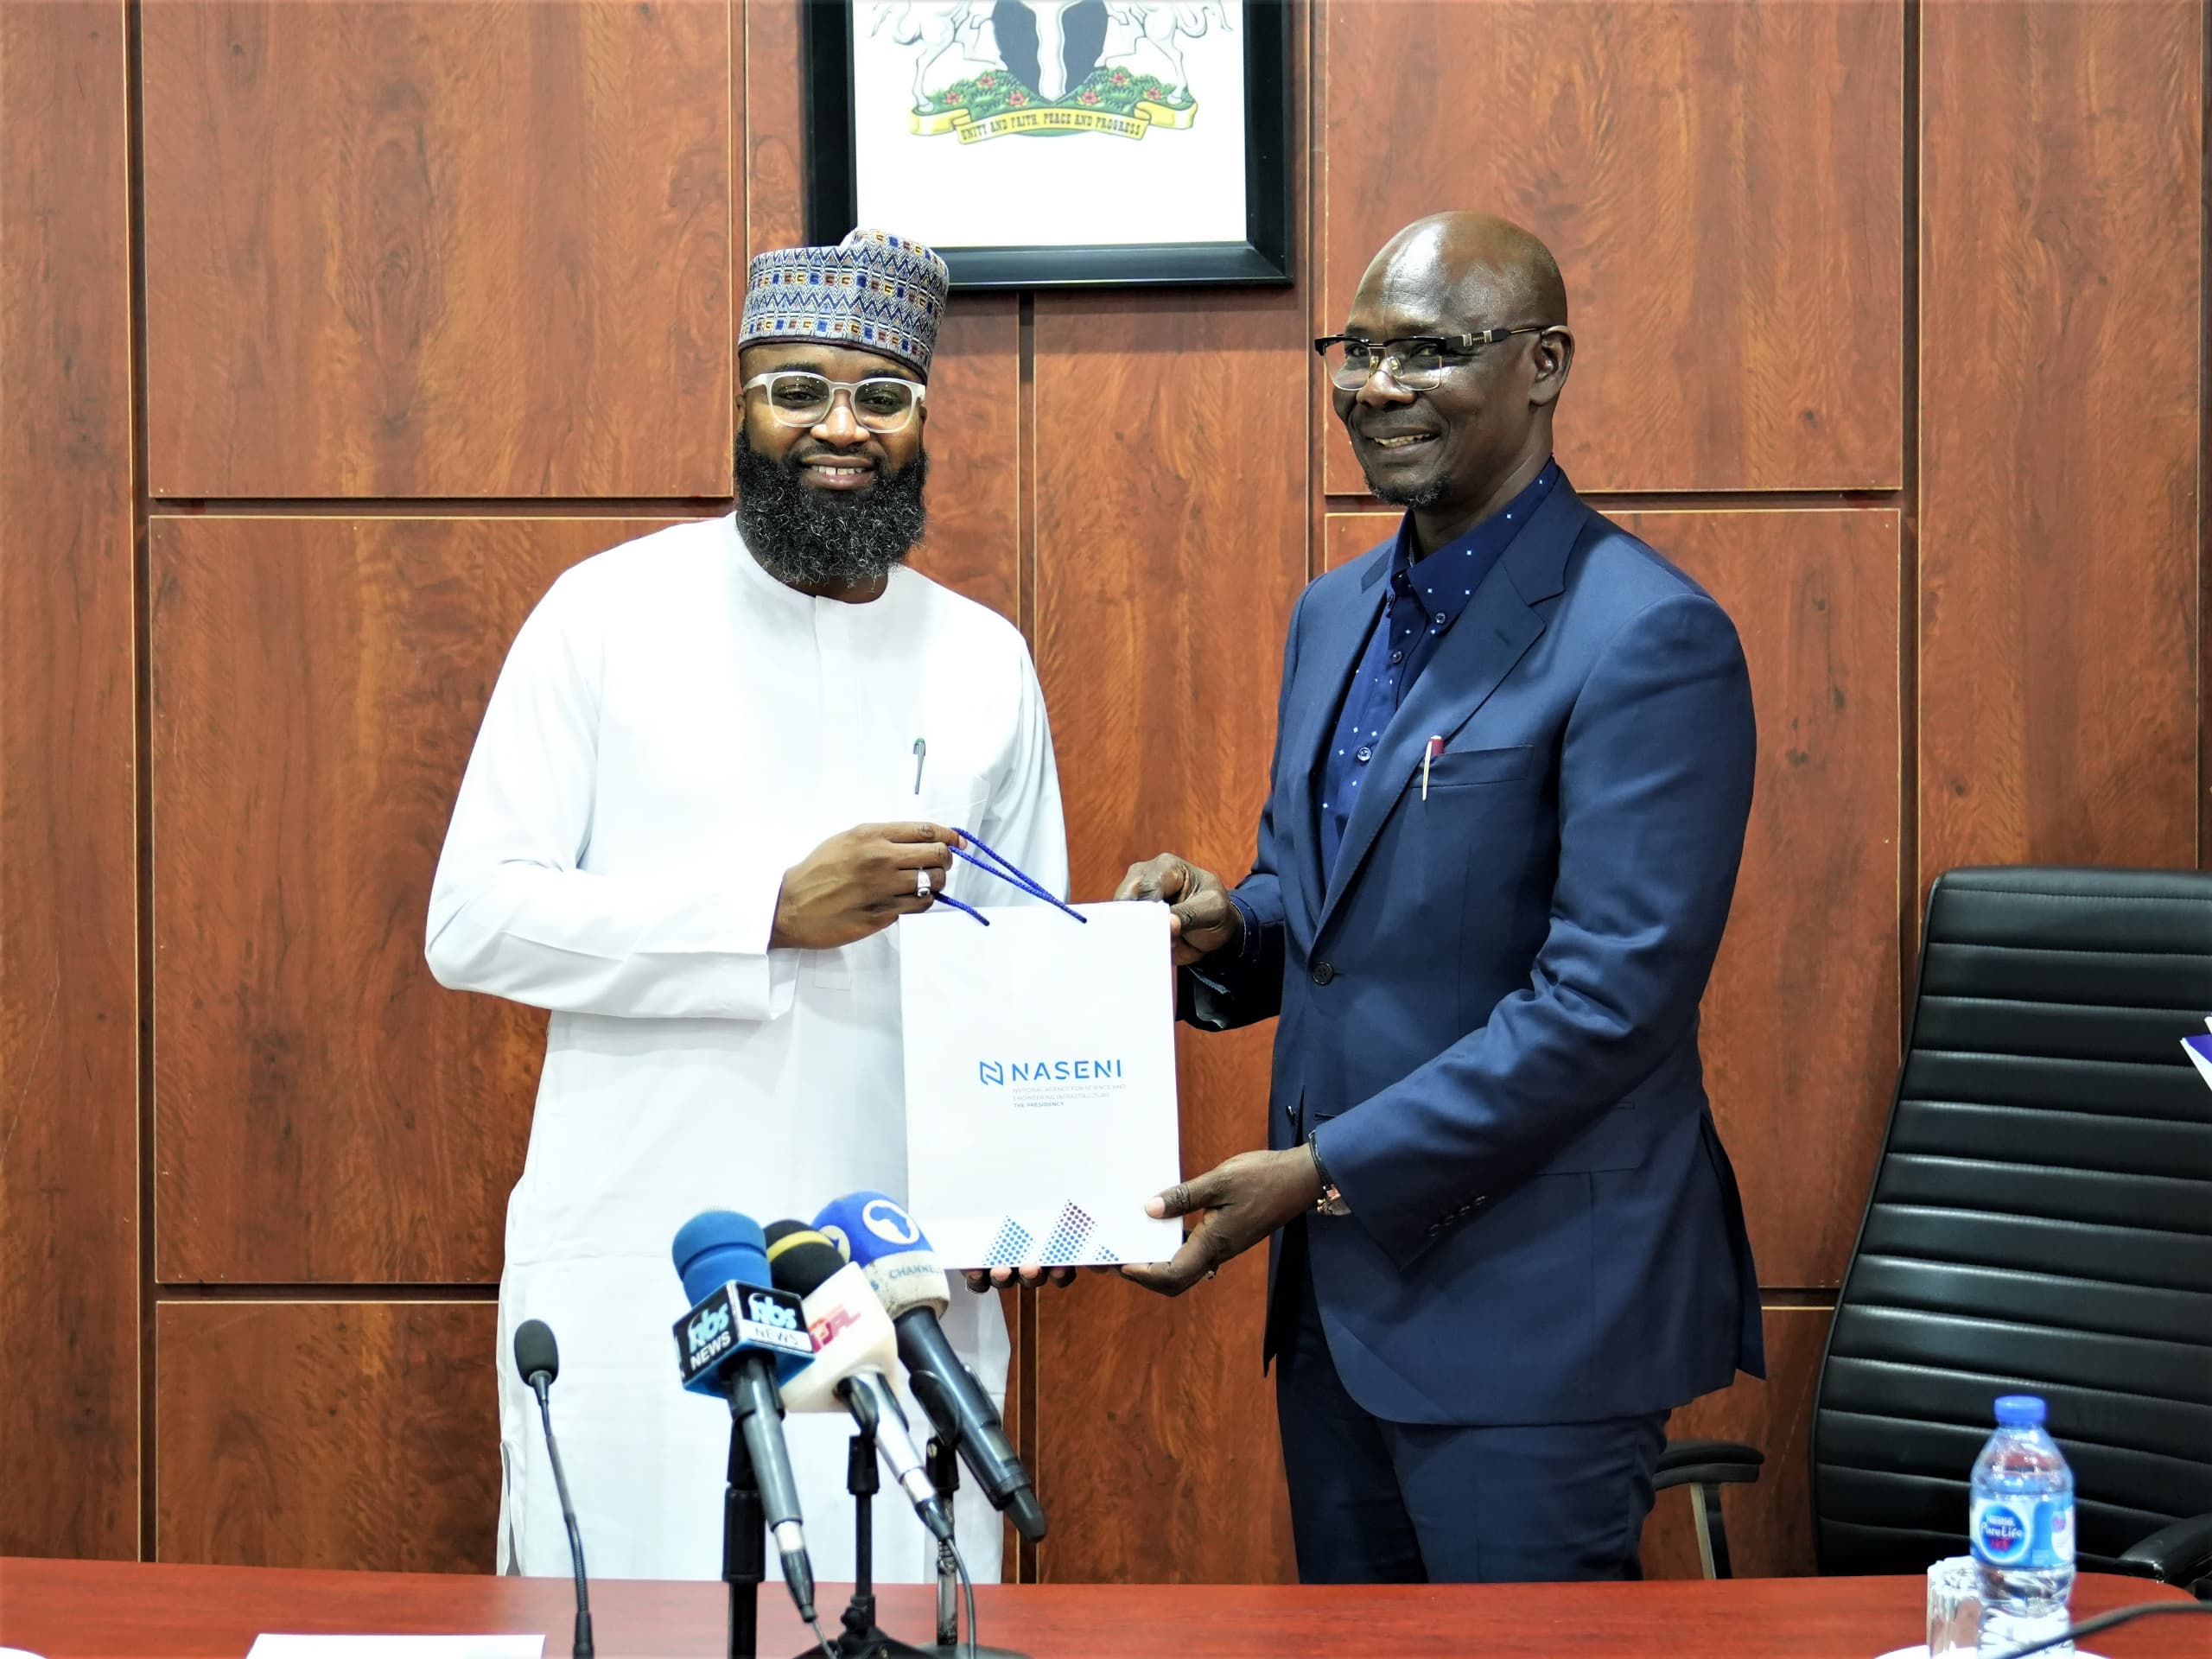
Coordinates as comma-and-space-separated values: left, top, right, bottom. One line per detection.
1312, 325, 1560, 392
741, 370, 927, 432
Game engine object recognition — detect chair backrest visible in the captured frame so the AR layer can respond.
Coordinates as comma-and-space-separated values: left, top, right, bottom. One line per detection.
1813, 866, 2212, 1576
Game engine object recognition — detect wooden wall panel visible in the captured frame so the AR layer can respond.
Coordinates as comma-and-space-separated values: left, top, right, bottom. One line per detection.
1642, 1306, 1832, 1580
742, 0, 807, 260
905, 297, 1023, 625
0, 0, 141, 1561
1917, 1, 2202, 879
141, 1, 733, 499
156, 1301, 498, 1571
1323, 511, 1394, 573
151, 518, 681, 1283
1030, 289, 1307, 1585
1319, 0, 1903, 496
1330, 507, 1903, 1288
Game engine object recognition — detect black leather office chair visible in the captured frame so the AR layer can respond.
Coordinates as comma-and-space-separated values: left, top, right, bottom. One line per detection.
1655, 866, 2212, 1594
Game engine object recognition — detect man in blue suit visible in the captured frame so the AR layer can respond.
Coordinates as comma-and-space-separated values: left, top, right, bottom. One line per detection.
1116, 212, 1763, 1584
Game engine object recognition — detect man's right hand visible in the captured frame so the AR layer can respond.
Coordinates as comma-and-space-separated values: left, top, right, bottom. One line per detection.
1115, 853, 1243, 967
771, 823, 960, 951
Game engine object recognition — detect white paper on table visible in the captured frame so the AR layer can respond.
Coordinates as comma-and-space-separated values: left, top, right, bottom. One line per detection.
245, 1638, 543, 1659
899, 901, 1185, 1269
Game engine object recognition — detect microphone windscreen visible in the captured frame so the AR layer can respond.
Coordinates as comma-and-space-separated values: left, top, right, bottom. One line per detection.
512, 1318, 559, 1385
864, 1255, 951, 1320
672, 1209, 770, 1306
812, 1192, 933, 1265
766, 1224, 850, 1300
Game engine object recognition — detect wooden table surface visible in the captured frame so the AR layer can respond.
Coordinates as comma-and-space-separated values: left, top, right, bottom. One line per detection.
0, 1557, 2201, 1659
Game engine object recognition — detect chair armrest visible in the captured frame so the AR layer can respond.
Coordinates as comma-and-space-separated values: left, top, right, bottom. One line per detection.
1653, 1438, 1765, 1492
2115, 1511, 2212, 1591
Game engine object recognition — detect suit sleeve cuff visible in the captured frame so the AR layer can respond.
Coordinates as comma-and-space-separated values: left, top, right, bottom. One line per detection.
1313, 1105, 1471, 1270
1224, 890, 1264, 963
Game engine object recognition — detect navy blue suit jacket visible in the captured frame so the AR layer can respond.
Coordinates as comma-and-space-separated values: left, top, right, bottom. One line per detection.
1186, 480, 1764, 1426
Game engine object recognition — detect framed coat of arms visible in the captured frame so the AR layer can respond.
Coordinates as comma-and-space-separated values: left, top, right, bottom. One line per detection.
803, 0, 1294, 288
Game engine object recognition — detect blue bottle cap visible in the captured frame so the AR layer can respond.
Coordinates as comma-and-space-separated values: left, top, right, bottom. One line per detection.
1994, 1393, 2046, 1427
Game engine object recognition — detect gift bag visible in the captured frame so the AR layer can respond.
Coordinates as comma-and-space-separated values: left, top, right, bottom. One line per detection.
899, 899, 1184, 1270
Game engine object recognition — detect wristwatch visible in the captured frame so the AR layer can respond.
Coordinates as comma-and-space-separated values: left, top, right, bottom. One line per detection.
1306, 1130, 1350, 1217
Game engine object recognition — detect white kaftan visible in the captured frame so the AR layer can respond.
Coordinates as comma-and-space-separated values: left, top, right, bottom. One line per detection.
425, 514, 1066, 1583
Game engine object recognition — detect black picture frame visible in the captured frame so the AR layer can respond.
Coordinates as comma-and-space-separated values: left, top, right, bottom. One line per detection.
801, 0, 1294, 289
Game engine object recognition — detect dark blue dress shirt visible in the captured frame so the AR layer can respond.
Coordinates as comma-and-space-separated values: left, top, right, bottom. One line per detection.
1315, 459, 1561, 875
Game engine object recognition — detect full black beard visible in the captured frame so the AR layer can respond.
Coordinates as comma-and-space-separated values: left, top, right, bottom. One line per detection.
734, 428, 929, 590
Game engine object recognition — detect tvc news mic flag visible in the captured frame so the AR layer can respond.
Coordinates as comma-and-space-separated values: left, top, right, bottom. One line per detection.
898, 902, 1183, 1268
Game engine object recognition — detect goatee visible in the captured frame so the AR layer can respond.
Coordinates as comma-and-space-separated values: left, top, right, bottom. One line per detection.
734, 428, 929, 591
1358, 456, 1451, 509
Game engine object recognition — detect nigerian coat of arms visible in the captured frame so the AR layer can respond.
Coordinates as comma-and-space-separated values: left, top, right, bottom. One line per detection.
871, 1, 1231, 143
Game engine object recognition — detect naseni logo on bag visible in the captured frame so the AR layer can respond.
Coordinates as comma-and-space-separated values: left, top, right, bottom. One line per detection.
979, 1057, 1125, 1086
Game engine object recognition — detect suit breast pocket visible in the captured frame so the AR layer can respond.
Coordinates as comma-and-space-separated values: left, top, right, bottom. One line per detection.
1422, 744, 1535, 790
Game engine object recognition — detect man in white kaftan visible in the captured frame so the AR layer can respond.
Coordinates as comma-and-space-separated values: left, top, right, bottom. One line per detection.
426, 229, 1065, 1586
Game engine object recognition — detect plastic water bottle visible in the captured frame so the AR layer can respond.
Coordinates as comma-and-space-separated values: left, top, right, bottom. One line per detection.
1971, 1394, 2076, 1655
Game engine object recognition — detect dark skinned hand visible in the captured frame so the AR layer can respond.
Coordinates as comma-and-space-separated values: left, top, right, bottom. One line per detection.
770, 822, 960, 951
1119, 1148, 1322, 1296
1114, 852, 1243, 967
962, 1264, 1081, 1291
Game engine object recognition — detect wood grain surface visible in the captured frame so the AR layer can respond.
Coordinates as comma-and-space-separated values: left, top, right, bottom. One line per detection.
1029, 287, 1309, 1584
150, 518, 681, 1284
905, 296, 1023, 625
1633, 510, 1903, 1290
154, 1301, 499, 1571
1916, 0, 2202, 880
141, 1, 733, 497
3, 1557, 2198, 1658
742, 0, 807, 259
0, 0, 141, 1562
1319, 0, 1904, 496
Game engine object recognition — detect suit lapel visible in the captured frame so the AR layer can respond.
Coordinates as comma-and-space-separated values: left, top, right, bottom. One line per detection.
1314, 485, 1589, 938
1283, 549, 1391, 926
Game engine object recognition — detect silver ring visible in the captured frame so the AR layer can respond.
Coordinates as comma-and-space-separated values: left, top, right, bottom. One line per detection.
917, 868, 932, 899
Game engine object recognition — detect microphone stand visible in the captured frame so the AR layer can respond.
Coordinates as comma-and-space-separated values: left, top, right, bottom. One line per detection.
921, 1433, 1027, 1659
929, 1438, 961, 1652
727, 1399, 764, 1659
800, 1417, 931, 1659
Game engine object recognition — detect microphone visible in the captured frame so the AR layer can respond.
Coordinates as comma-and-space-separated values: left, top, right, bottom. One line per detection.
814, 1192, 1047, 1542
512, 1319, 594, 1659
671, 1210, 821, 1624
765, 1221, 954, 1543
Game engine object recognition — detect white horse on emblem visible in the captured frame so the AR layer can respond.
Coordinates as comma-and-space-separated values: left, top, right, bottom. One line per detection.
1101, 1, 1230, 98
872, 1, 1004, 108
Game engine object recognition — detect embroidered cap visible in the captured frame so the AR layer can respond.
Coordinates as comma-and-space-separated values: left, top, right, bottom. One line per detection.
739, 226, 951, 378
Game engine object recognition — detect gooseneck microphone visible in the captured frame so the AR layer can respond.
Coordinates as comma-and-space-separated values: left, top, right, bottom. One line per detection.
671, 1210, 822, 1628
814, 1192, 1047, 1543
764, 1221, 954, 1544
512, 1319, 594, 1659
